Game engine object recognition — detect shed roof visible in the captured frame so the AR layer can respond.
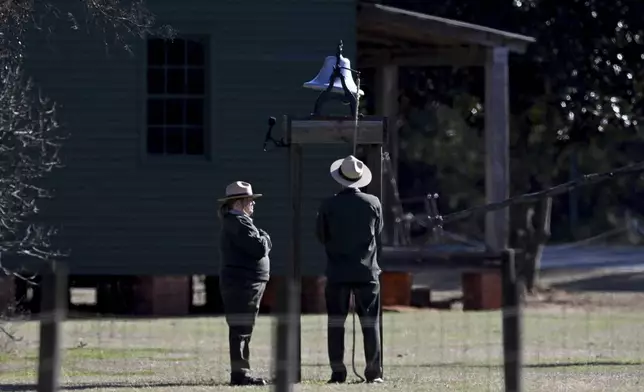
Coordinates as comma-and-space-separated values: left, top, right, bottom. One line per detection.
357, 2, 536, 54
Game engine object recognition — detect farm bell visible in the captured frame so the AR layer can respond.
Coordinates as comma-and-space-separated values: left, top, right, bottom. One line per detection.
303, 55, 365, 96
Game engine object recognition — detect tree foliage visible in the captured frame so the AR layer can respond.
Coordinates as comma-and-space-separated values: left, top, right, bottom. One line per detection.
381, 0, 644, 242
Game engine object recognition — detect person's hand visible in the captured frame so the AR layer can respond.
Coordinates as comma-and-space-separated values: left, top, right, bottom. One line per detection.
258, 228, 272, 250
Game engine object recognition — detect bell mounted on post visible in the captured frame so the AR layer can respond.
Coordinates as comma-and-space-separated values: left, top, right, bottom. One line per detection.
303, 54, 364, 96
302, 40, 363, 116
261, 40, 369, 152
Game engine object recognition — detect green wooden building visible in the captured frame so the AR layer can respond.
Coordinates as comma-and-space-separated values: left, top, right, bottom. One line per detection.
23, 0, 355, 277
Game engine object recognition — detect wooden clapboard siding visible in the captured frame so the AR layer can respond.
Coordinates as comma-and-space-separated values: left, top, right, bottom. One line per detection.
15, 0, 356, 276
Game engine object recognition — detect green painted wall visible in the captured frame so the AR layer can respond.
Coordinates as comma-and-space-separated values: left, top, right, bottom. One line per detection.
18, 0, 357, 276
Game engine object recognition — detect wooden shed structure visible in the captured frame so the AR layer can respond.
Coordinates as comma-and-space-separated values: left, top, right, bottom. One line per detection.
354, 2, 535, 310
357, 2, 535, 251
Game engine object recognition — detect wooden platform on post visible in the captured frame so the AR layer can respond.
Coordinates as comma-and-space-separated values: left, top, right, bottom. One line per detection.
289, 117, 385, 144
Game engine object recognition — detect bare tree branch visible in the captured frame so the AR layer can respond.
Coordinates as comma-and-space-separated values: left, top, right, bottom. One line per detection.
0, 3, 173, 349
0, 0, 174, 61
0, 0, 172, 277
0, 2, 171, 320
0, 323, 23, 342
0, 62, 65, 275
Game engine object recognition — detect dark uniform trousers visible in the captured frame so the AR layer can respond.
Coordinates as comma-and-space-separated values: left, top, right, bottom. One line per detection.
220, 277, 267, 378
326, 280, 382, 379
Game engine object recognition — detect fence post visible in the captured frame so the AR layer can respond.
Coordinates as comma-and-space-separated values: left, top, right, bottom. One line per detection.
501, 248, 523, 392
37, 261, 68, 392
274, 140, 302, 392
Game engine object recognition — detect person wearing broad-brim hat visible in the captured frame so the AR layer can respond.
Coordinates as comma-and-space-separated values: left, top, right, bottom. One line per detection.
315, 155, 384, 384
218, 181, 271, 386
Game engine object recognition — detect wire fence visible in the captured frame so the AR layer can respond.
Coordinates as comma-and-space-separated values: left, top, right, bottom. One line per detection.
3, 163, 644, 392
2, 270, 644, 392
4, 294, 514, 390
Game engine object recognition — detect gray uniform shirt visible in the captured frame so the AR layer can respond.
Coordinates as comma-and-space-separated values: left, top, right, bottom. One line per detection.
316, 188, 383, 284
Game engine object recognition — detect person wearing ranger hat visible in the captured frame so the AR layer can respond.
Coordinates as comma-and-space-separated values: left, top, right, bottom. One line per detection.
315, 155, 384, 384
218, 181, 271, 386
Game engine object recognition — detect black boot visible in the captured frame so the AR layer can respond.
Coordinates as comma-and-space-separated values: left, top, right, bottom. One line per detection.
230, 374, 268, 386
327, 372, 347, 384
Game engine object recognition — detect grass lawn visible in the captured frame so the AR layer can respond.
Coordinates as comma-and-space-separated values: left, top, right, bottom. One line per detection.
1, 305, 644, 391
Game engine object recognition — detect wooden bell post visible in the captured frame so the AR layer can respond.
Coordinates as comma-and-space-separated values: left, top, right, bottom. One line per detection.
271, 41, 386, 392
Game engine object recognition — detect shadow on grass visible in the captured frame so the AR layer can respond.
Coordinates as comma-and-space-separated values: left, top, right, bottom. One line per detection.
302, 359, 644, 369
550, 271, 644, 292
0, 380, 227, 391
414, 268, 644, 294
2, 360, 641, 390
524, 360, 644, 368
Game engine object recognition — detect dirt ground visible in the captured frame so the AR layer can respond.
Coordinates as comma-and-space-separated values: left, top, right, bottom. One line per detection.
415, 266, 644, 310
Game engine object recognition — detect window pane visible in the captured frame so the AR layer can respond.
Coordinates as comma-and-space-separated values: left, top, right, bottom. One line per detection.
165, 99, 184, 125
147, 99, 164, 125
147, 39, 165, 65
187, 69, 205, 95
186, 127, 205, 155
165, 127, 184, 154
185, 99, 204, 126
186, 40, 205, 66
147, 127, 164, 154
147, 68, 165, 94
167, 69, 185, 94
167, 39, 185, 66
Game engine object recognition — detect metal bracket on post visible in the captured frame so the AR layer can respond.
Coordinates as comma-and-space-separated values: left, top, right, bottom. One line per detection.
263, 117, 290, 152
312, 40, 359, 117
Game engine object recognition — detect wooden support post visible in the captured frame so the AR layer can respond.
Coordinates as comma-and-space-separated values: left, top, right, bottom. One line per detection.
366, 144, 384, 204
374, 65, 398, 246
484, 46, 510, 250
374, 66, 398, 177
291, 143, 302, 383
275, 121, 302, 391
37, 262, 68, 392
463, 46, 510, 312
365, 142, 384, 375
